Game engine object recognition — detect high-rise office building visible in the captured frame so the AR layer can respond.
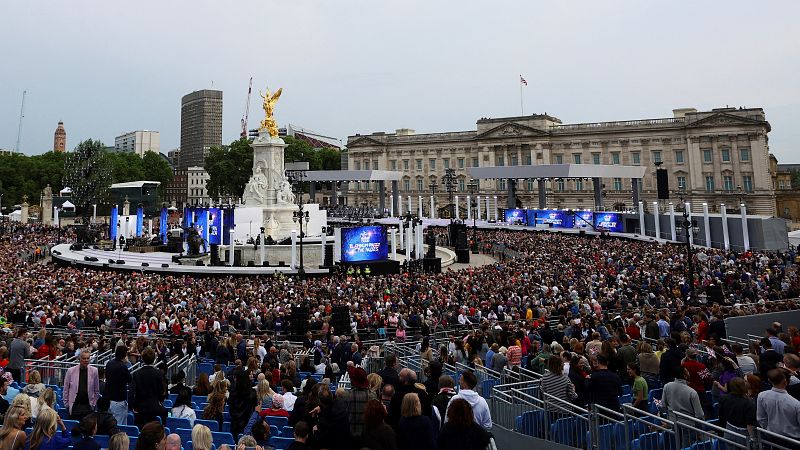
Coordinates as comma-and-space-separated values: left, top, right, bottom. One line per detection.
179, 90, 223, 170
53, 121, 66, 152
114, 130, 160, 157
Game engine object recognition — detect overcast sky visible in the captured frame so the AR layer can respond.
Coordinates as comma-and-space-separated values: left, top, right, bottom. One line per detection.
2, 0, 798, 162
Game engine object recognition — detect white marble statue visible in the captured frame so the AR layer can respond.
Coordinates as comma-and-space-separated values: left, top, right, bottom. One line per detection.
244, 166, 269, 205
275, 180, 295, 204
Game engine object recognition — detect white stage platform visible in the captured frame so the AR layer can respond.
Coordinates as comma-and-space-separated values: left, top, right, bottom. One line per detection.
50, 244, 331, 276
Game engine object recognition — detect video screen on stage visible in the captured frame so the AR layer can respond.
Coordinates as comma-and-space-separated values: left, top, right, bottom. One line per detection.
574, 211, 594, 229
529, 209, 574, 228
341, 226, 389, 263
504, 209, 527, 225
594, 213, 624, 232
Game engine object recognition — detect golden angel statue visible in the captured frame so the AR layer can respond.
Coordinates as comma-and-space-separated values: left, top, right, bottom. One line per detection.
259, 87, 283, 137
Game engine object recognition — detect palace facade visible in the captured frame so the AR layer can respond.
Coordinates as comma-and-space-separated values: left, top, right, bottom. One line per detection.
344, 107, 778, 216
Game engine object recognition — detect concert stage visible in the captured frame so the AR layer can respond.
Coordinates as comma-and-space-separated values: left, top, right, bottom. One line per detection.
50, 244, 331, 276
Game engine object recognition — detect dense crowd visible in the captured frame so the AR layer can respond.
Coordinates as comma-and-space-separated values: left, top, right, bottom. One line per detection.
0, 222, 798, 449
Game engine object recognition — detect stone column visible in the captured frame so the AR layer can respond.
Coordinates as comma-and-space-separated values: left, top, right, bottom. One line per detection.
398, 195, 403, 216
720, 204, 730, 250
390, 228, 397, 260
20, 198, 29, 224
430, 196, 435, 219
632, 179, 641, 208
408, 196, 412, 216
42, 188, 53, 225
741, 204, 750, 251
493, 196, 498, 221
454, 195, 459, 219
320, 231, 327, 267
686, 202, 693, 243
418, 196, 423, 218
123, 197, 131, 216
467, 195, 472, 220
290, 230, 298, 269
669, 202, 676, 241
638, 201, 645, 235
652, 201, 660, 239
390, 195, 394, 217
702, 203, 711, 247
485, 197, 490, 221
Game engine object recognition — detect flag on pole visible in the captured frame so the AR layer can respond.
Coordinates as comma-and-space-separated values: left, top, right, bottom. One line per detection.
520, 75, 528, 86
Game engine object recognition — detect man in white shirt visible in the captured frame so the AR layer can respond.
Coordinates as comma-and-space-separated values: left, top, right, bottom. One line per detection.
733, 343, 757, 375
447, 370, 491, 429
756, 369, 800, 441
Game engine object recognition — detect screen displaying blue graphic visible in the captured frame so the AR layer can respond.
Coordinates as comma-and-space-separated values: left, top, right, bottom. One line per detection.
574, 211, 594, 229
504, 209, 527, 225
341, 226, 389, 263
207, 208, 222, 245
594, 213, 623, 232
531, 209, 574, 228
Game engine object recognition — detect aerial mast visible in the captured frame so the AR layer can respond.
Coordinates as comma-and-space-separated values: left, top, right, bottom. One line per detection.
15, 90, 26, 152
240, 77, 253, 138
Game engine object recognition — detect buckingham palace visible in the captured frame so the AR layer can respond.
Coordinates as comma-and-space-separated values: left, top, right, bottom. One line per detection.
344, 107, 779, 217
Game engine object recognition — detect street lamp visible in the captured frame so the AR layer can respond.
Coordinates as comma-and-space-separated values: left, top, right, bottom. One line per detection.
676, 183, 700, 301
442, 168, 457, 223
467, 178, 479, 253
287, 169, 310, 275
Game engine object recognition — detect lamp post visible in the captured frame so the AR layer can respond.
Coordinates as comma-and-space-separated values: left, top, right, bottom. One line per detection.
287, 169, 310, 275
442, 168, 457, 223
736, 185, 744, 212
676, 183, 699, 301
467, 178, 479, 253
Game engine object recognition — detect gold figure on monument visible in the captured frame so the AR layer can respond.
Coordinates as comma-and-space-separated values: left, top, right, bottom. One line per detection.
259, 87, 283, 137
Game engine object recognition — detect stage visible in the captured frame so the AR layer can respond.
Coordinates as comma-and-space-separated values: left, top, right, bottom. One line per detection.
50, 244, 332, 276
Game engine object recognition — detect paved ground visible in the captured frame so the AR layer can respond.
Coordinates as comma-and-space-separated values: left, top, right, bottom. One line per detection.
447, 251, 497, 271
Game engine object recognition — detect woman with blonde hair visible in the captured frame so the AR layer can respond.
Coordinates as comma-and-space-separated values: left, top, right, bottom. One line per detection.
28, 408, 70, 450
0, 405, 28, 450
255, 379, 275, 409
107, 432, 130, 450
11, 393, 32, 426
398, 393, 435, 450
32, 388, 56, 419
23, 370, 46, 398
367, 373, 383, 398
191, 424, 213, 450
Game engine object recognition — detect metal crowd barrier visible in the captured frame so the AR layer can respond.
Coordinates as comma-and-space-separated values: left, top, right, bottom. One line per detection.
23, 358, 107, 386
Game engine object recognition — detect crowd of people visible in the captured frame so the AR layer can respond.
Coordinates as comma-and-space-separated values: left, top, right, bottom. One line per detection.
0, 221, 798, 449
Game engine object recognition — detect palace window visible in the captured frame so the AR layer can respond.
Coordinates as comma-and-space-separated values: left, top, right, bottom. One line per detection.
416, 159, 422, 170
592, 153, 601, 165
554, 154, 563, 164
632, 152, 640, 165
527, 179, 535, 191
575, 179, 584, 191
557, 179, 565, 191
675, 150, 685, 164
511, 155, 518, 166
403, 179, 410, 191
429, 158, 436, 170
458, 179, 465, 192
705, 176, 715, 192
612, 153, 620, 164
702, 149, 712, 163
652, 151, 662, 164
458, 158, 465, 169
444, 158, 450, 169
403, 159, 409, 170
472, 157, 479, 167
573, 154, 582, 164
497, 155, 505, 166
721, 148, 730, 162
499, 179, 506, 190
743, 175, 753, 192
740, 148, 750, 161
613, 178, 622, 191
390, 160, 397, 170
723, 175, 734, 191
416, 179, 424, 191
677, 176, 687, 190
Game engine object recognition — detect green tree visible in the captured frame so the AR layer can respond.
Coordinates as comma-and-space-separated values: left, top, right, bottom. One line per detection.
107, 151, 146, 183
318, 147, 342, 170
63, 139, 113, 213
205, 137, 254, 201
141, 151, 174, 198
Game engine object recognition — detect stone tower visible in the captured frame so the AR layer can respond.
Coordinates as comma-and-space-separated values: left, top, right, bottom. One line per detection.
53, 121, 66, 152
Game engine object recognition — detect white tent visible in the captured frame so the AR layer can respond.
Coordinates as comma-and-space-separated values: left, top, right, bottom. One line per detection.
8, 210, 21, 222
61, 200, 75, 210
789, 230, 800, 248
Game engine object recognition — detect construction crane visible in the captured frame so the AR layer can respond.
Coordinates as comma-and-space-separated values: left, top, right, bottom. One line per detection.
240, 77, 253, 138
15, 90, 26, 152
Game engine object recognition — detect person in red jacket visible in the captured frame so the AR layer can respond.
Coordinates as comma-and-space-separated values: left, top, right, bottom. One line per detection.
261, 393, 290, 418
681, 349, 709, 394
695, 314, 710, 343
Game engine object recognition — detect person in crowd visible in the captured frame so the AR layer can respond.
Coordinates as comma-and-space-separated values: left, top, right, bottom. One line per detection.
71, 415, 100, 450
397, 393, 435, 450
447, 370, 491, 429
193, 373, 211, 396
105, 345, 132, 425
263, 394, 290, 418
431, 375, 457, 424
588, 355, 623, 413
345, 366, 375, 445
717, 377, 756, 445
627, 363, 649, 412
311, 384, 351, 450
438, 398, 491, 450
22, 370, 45, 398
28, 408, 71, 450
0, 375, 10, 417
202, 383, 226, 432
361, 399, 397, 450
7, 329, 33, 383
367, 373, 384, 400
759, 338, 783, 375
85, 397, 119, 436
733, 343, 757, 375
0, 405, 28, 450
377, 354, 401, 389
164, 434, 181, 450
130, 348, 167, 429
229, 369, 257, 440
169, 371, 192, 399
63, 350, 100, 421
756, 369, 800, 441
136, 422, 166, 450
540, 355, 577, 417
286, 421, 311, 450
32, 388, 56, 419
190, 424, 213, 450
659, 337, 685, 384
170, 389, 196, 426
660, 365, 705, 449
108, 433, 130, 450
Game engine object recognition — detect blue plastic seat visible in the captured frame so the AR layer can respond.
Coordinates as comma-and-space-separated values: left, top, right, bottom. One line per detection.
280, 426, 294, 438
62, 420, 80, 433
167, 417, 193, 431
647, 388, 663, 403
659, 431, 677, 450
516, 410, 545, 438
591, 423, 617, 450
480, 379, 498, 399
127, 412, 136, 425
95, 435, 111, 448
118, 424, 140, 436
196, 419, 220, 432
632, 431, 660, 450
623, 385, 632, 396
619, 394, 633, 404
192, 395, 208, 405
690, 439, 715, 450
268, 437, 294, 450
270, 425, 279, 437
129, 437, 138, 450
175, 428, 194, 446
211, 432, 235, 447
164, 399, 174, 408
264, 416, 288, 428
